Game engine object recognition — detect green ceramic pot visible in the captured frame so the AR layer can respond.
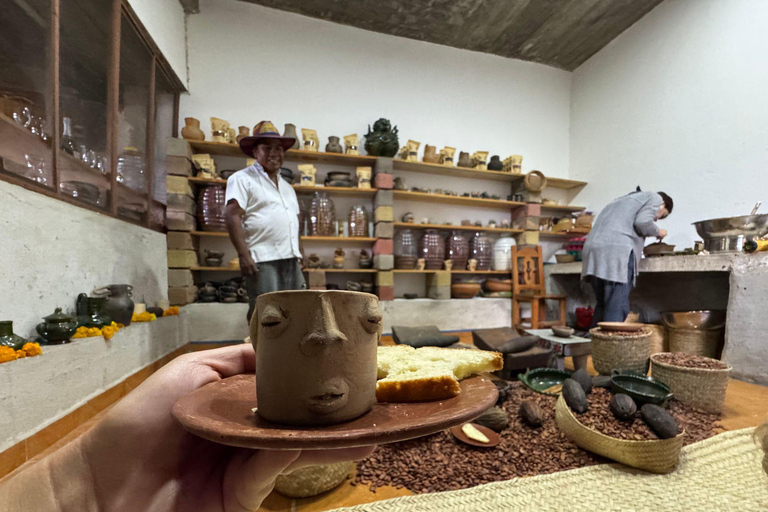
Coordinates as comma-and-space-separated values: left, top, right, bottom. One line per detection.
77, 297, 112, 328
0, 321, 27, 350
36, 308, 78, 344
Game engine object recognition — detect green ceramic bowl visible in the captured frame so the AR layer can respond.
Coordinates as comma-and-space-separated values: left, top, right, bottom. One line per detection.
610, 370, 673, 406
520, 368, 572, 396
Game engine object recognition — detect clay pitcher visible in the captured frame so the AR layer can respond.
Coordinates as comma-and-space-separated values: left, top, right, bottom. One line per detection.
422, 145, 440, 164
94, 284, 134, 326
283, 123, 301, 150
236, 126, 249, 143
181, 117, 205, 141
253, 290, 382, 426
325, 136, 343, 153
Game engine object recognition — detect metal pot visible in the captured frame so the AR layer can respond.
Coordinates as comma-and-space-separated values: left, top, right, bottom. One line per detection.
661, 310, 726, 330
692, 214, 768, 252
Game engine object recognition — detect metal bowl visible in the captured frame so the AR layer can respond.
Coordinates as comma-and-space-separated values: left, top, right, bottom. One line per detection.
661, 310, 726, 330
693, 214, 768, 252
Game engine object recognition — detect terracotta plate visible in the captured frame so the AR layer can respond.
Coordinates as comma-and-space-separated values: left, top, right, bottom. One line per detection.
598, 322, 645, 332
172, 374, 498, 450
450, 423, 500, 448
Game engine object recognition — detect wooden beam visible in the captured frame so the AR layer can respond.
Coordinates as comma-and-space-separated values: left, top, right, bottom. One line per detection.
145, 56, 157, 227
51, 0, 61, 192
107, 0, 121, 217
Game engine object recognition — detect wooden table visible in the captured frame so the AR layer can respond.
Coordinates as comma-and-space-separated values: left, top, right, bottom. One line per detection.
525, 329, 591, 370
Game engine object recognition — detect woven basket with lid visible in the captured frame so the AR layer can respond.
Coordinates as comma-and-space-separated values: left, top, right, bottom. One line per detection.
589, 327, 651, 376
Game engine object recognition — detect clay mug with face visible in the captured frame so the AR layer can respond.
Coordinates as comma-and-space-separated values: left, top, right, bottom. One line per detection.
253, 290, 382, 426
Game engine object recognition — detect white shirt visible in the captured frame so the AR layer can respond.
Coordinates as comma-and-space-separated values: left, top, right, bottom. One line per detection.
225, 163, 302, 263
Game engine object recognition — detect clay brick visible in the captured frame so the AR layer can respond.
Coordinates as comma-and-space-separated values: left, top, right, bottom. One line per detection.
167, 250, 198, 268
373, 238, 393, 255
516, 231, 540, 246
427, 285, 451, 300
374, 206, 394, 223
168, 286, 198, 305
426, 271, 451, 287
167, 155, 195, 177
513, 215, 540, 231
373, 254, 394, 270
376, 271, 394, 287
374, 189, 393, 209
166, 137, 193, 159
374, 157, 394, 174
167, 231, 194, 251
166, 211, 196, 231
168, 269, 194, 288
376, 285, 395, 301
167, 194, 196, 216
511, 203, 541, 219
167, 175, 194, 197
373, 173, 393, 190
306, 269, 326, 287
374, 221, 394, 239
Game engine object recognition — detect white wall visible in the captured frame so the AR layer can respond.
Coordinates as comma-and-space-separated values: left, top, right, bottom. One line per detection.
127, 0, 188, 86
182, 0, 572, 178
570, 0, 768, 249
0, 181, 168, 338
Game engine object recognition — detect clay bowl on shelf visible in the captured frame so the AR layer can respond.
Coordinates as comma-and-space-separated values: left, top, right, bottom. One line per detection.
451, 283, 481, 299
555, 254, 576, 264
483, 278, 512, 293
551, 325, 574, 338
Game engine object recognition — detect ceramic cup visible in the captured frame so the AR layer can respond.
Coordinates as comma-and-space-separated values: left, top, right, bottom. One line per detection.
253, 290, 382, 426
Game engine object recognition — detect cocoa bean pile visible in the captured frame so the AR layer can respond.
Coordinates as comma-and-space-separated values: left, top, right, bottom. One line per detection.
653, 352, 729, 370
354, 382, 720, 494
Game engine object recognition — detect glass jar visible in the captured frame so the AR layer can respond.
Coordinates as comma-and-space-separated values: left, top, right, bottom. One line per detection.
420, 229, 445, 270
116, 146, 147, 191
394, 229, 418, 269
470, 232, 493, 270
446, 230, 469, 270
197, 185, 227, 232
298, 199, 308, 236
309, 192, 336, 236
348, 204, 369, 237
492, 235, 517, 271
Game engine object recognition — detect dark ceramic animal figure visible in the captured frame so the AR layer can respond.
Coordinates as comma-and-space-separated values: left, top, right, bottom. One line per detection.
364, 118, 399, 157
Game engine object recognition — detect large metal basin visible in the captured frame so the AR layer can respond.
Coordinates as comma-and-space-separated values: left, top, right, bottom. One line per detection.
661, 310, 726, 330
693, 214, 768, 252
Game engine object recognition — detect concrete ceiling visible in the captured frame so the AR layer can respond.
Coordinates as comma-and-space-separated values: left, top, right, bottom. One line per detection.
239, 0, 663, 71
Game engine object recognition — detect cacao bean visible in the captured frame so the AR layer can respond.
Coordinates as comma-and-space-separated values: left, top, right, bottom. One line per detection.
593, 376, 612, 388
562, 378, 588, 413
609, 393, 637, 421
519, 400, 544, 427
475, 406, 509, 432
640, 404, 679, 439
571, 368, 593, 394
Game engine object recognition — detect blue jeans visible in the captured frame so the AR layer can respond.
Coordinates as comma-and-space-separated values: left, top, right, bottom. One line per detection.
245, 258, 306, 323
590, 252, 635, 326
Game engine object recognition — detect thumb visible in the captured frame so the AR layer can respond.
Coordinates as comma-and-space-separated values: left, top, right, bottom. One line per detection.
223, 449, 301, 512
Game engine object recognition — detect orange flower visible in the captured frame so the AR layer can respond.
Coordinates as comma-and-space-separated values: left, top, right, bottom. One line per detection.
0, 346, 18, 364
163, 306, 180, 316
22, 342, 43, 357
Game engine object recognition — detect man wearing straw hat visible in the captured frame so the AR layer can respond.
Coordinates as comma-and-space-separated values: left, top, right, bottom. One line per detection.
581, 189, 673, 326
225, 121, 305, 323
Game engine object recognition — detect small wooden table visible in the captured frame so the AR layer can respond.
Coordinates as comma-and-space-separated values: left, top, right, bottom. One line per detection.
525, 329, 591, 371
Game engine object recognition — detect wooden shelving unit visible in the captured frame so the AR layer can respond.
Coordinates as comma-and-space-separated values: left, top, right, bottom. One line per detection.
190, 266, 239, 272
541, 204, 587, 213
304, 268, 377, 273
392, 269, 510, 275
191, 231, 228, 237
293, 185, 377, 197
393, 190, 524, 210
394, 222, 522, 234
188, 141, 378, 166
191, 232, 376, 243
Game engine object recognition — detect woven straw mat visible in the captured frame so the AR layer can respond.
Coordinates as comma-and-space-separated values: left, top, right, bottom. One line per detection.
330, 428, 766, 512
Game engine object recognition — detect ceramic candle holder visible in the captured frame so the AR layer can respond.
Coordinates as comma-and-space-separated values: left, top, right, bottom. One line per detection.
253, 290, 382, 426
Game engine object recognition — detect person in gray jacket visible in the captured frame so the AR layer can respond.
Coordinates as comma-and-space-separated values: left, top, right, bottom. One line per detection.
581, 189, 673, 325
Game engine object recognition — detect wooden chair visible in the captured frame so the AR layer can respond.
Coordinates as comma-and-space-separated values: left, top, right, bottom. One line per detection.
511, 245, 567, 329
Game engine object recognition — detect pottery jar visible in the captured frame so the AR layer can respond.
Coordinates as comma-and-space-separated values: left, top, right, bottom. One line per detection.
283, 123, 301, 150
77, 297, 112, 328
309, 192, 336, 236
94, 285, 134, 326
469, 232, 493, 270
36, 307, 77, 344
348, 205, 369, 237
394, 229, 418, 269
254, 290, 382, 425
236, 126, 250, 143
487, 155, 503, 171
325, 136, 343, 153
420, 229, 445, 270
197, 184, 227, 232
457, 152, 472, 168
0, 321, 27, 350
446, 230, 469, 271
492, 235, 517, 271
181, 117, 205, 141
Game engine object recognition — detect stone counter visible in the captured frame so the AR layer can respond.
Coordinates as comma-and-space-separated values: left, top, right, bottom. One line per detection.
545, 253, 768, 385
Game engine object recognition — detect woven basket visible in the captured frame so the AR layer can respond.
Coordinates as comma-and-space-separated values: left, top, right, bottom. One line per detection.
644, 324, 668, 354
589, 327, 651, 376
274, 462, 354, 498
555, 395, 684, 474
668, 328, 723, 359
650, 353, 731, 413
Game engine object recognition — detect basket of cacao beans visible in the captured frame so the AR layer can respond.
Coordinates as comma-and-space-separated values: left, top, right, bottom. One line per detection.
554, 376, 685, 474
650, 352, 731, 413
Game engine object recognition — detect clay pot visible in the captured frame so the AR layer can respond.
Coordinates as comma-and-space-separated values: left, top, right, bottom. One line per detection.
420, 229, 445, 270
483, 278, 512, 293
451, 283, 481, 299
446, 231, 469, 271
93, 284, 134, 326
283, 123, 301, 150
181, 117, 205, 141
457, 152, 472, 168
205, 250, 225, 267
236, 126, 249, 143
325, 136, 343, 153
487, 155, 503, 171
36, 308, 77, 345
423, 145, 440, 164
358, 249, 373, 269
253, 290, 382, 425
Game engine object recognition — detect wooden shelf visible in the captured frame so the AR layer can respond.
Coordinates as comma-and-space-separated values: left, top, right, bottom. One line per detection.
394, 222, 522, 234
393, 159, 524, 182
191, 231, 228, 237
541, 204, 587, 213
393, 269, 511, 275
303, 268, 377, 273
188, 177, 227, 185
302, 236, 376, 243
293, 185, 377, 197
190, 266, 240, 271
546, 177, 588, 190
539, 231, 590, 239
188, 141, 377, 166
393, 190, 524, 210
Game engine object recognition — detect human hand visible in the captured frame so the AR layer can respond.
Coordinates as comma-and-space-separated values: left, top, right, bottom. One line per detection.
657, 229, 668, 240
239, 254, 258, 277
80, 345, 375, 512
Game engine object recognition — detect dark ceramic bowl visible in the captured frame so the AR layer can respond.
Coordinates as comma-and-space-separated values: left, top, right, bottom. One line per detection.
610, 370, 673, 406
519, 368, 572, 396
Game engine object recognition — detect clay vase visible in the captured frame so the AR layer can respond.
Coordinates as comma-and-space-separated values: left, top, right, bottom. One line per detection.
487, 155, 503, 171
253, 290, 382, 425
236, 126, 249, 143
325, 136, 343, 153
0, 321, 27, 350
446, 230, 469, 271
457, 152, 471, 168
420, 229, 445, 270
283, 123, 301, 150
94, 284, 134, 326
422, 145, 440, 164
181, 117, 205, 141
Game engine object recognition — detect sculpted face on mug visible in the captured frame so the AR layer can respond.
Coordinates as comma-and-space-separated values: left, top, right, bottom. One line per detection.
253, 290, 382, 426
